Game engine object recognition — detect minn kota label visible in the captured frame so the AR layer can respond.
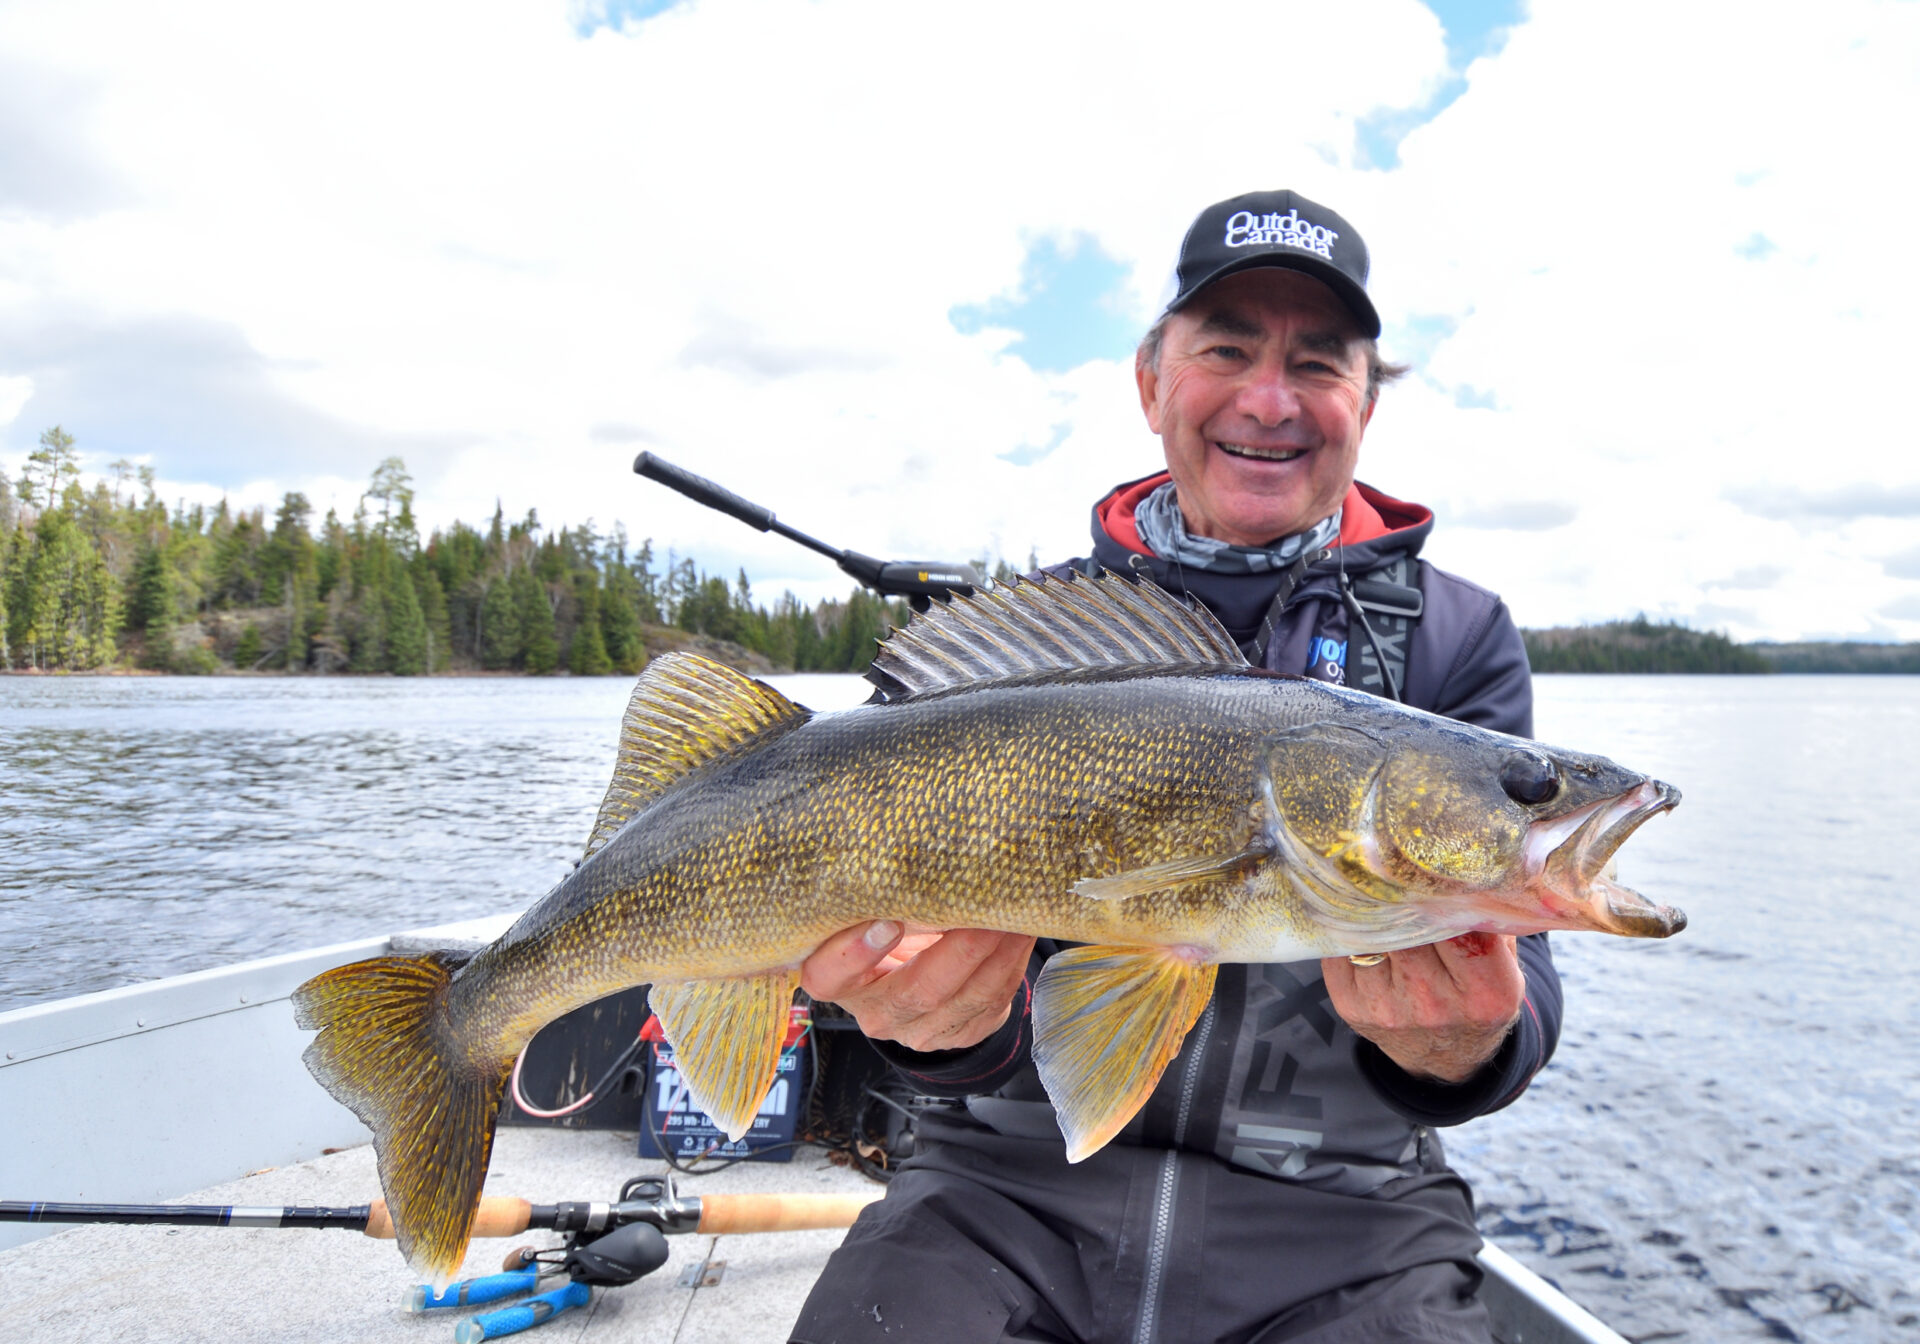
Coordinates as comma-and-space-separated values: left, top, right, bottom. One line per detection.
639, 1043, 805, 1163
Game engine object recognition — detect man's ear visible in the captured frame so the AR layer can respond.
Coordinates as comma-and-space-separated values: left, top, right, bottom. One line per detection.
1136, 358, 1163, 435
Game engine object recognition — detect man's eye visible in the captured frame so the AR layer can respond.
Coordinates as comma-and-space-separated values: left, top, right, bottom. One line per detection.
1208, 345, 1246, 360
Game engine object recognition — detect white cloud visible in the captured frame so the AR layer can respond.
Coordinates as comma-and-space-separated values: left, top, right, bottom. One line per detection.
0, 375, 31, 426
1, 0, 1916, 638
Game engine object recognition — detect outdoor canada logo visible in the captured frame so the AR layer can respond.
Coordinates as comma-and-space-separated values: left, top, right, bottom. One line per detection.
1223, 208, 1337, 260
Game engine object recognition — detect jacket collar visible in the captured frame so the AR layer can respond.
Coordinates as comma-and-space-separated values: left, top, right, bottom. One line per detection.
1092, 471, 1433, 564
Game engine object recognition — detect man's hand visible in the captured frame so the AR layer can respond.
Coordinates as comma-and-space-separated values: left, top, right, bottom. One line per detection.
800, 922, 1036, 1053
1321, 932, 1525, 1084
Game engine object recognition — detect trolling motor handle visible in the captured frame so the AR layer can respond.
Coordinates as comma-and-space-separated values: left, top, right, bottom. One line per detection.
632, 451, 983, 603
633, 452, 775, 532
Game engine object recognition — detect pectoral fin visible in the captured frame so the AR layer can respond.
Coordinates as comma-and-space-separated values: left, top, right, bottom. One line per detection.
648, 969, 801, 1142
1071, 843, 1271, 901
1031, 946, 1219, 1163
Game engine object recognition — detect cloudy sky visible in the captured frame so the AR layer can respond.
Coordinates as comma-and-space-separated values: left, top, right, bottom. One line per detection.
2, 0, 1915, 641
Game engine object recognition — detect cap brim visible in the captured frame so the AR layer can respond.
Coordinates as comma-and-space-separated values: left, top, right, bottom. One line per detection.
1166, 253, 1381, 339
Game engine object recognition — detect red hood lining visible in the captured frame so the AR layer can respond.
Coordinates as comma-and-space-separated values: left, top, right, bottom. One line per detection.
1096, 473, 1431, 556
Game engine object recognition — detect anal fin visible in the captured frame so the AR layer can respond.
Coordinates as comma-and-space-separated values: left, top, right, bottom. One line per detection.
649, 969, 802, 1141
1030, 946, 1219, 1163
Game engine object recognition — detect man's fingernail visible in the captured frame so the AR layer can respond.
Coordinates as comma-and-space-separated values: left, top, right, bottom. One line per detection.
863, 921, 902, 951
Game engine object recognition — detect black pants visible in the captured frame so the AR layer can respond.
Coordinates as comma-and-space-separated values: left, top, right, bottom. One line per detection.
791, 1119, 1491, 1344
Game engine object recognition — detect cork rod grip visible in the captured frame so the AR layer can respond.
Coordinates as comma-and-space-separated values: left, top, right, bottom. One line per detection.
364, 1197, 532, 1240
694, 1192, 882, 1235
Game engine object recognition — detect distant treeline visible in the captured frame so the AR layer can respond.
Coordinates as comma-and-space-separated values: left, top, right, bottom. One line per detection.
12, 428, 1917, 679
1523, 616, 1920, 675
0, 428, 945, 676
1523, 617, 1773, 674
1747, 642, 1920, 674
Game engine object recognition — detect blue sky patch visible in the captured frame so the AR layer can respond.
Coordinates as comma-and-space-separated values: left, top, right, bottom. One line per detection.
1356, 0, 1527, 170
572, 0, 684, 38
950, 234, 1140, 374
1735, 232, 1777, 261
999, 421, 1072, 467
1385, 312, 1460, 368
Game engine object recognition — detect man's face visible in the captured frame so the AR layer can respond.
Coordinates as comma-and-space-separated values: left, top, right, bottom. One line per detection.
1136, 268, 1373, 547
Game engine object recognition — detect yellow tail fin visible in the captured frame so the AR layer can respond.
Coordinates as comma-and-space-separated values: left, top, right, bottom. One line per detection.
292, 952, 509, 1286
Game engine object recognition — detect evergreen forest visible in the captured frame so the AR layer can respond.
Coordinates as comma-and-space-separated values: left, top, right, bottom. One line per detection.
1522, 616, 1773, 674
9, 427, 1919, 678
0, 427, 917, 676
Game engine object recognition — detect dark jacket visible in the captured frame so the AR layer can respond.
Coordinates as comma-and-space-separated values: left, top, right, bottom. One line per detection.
878, 472, 1557, 1129
794, 476, 1555, 1344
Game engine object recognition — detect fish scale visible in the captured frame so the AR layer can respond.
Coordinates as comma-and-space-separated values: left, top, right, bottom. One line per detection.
292, 571, 1683, 1283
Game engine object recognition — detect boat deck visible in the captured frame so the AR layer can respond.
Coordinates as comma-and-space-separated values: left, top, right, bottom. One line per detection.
7, 1129, 868, 1344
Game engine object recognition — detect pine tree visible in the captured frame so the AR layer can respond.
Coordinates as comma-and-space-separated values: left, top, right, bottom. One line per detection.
600, 563, 646, 674
479, 575, 520, 670
125, 543, 174, 666
513, 564, 558, 673
414, 564, 452, 672
18, 426, 79, 510
383, 565, 428, 675
569, 577, 612, 675
12, 500, 119, 669
348, 528, 388, 673
0, 528, 11, 668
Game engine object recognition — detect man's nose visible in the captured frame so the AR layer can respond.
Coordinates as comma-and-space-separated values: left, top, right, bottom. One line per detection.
1234, 363, 1301, 426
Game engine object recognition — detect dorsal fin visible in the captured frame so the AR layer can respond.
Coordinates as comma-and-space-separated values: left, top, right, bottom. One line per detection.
584, 653, 810, 859
866, 570, 1247, 700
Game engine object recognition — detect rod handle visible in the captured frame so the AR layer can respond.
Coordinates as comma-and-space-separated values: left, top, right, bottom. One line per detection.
365, 1197, 532, 1240
633, 452, 776, 531
694, 1191, 882, 1235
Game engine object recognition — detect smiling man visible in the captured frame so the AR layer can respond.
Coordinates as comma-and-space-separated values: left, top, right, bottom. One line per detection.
794, 191, 1548, 1344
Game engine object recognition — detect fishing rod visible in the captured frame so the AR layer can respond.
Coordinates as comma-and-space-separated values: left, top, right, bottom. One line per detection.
3, 1177, 879, 1338
0, 1177, 876, 1241
632, 451, 983, 606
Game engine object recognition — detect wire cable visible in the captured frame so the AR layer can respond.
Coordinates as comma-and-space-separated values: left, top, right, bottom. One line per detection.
510, 1032, 649, 1119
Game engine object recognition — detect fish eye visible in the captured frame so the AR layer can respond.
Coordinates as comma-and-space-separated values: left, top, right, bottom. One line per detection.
1500, 753, 1562, 806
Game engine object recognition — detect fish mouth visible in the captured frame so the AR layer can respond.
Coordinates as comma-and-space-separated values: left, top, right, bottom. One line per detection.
1526, 780, 1686, 938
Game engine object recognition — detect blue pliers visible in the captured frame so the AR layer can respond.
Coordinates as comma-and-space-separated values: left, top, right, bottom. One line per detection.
405, 1268, 592, 1340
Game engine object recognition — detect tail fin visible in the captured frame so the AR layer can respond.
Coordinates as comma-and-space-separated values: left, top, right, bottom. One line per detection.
292, 952, 509, 1285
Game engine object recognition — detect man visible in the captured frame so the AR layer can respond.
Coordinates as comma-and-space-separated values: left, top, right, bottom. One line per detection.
791, 190, 1551, 1344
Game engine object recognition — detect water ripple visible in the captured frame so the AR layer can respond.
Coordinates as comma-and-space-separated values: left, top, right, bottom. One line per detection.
4, 672, 1917, 1340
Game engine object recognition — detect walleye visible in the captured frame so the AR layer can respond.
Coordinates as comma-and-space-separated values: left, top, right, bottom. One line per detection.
294, 572, 1683, 1282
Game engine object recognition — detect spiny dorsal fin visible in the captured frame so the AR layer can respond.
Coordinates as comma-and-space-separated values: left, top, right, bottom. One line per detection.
584, 653, 810, 859
866, 570, 1246, 700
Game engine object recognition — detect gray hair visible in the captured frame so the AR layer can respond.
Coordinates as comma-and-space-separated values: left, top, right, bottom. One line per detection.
1135, 313, 1410, 411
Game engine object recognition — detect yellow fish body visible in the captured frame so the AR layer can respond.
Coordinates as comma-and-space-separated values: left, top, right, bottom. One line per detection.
294, 572, 1682, 1282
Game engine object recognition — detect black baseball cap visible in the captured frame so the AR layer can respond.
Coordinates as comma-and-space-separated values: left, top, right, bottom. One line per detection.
1163, 189, 1380, 338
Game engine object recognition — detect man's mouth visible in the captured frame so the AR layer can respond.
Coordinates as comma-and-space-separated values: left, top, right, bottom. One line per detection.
1216, 442, 1306, 463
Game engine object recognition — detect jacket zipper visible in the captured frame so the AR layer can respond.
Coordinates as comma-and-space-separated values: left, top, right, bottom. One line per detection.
1131, 998, 1216, 1344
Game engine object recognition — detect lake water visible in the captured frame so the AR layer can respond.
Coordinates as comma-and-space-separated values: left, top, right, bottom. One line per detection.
2, 672, 1917, 1342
